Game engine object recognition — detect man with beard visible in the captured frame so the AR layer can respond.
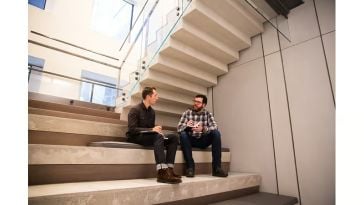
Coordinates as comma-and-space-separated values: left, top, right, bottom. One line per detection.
177, 94, 228, 178
126, 87, 182, 184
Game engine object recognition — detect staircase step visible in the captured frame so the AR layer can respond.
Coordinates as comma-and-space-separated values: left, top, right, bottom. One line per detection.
172, 20, 239, 64
29, 99, 120, 119
150, 54, 218, 87
161, 38, 228, 75
141, 69, 207, 96
209, 192, 298, 205
29, 172, 260, 204
29, 92, 115, 112
29, 107, 124, 124
29, 114, 127, 137
29, 143, 231, 185
131, 86, 194, 108
29, 130, 126, 146
199, 0, 264, 37
184, 0, 251, 51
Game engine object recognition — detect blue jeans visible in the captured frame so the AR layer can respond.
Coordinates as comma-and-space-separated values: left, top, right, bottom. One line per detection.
179, 130, 222, 170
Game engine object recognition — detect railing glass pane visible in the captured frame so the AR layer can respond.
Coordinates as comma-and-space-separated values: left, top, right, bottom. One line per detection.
28, 68, 121, 107
116, 0, 193, 108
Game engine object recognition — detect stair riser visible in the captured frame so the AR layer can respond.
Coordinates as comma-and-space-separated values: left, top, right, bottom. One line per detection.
184, 4, 250, 51
172, 27, 238, 64
29, 114, 127, 137
29, 163, 230, 185
141, 70, 207, 96
29, 130, 126, 146
158, 186, 260, 205
161, 39, 228, 75
29, 107, 124, 124
29, 145, 230, 165
150, 60, 217, 87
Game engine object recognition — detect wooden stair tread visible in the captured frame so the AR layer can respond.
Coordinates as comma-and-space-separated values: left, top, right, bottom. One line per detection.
29, 107, 125, 124
29, 92, 115, 111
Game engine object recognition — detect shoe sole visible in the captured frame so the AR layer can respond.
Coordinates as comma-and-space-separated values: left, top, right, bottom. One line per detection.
212, 174, 228, 177
157, 179, 182, 184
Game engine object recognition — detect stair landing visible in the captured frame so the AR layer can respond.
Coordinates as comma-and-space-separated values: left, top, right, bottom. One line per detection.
29, 172, 260, 205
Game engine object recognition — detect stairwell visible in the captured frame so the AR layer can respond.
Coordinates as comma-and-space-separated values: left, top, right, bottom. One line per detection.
28, 0, 300, 204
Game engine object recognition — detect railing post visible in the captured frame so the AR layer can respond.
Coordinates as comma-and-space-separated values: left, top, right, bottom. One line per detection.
90, 83, 95, 103
28, 68, 32, 82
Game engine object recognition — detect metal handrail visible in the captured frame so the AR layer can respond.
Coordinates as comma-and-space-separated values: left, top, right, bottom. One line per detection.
28, 66, 124, 92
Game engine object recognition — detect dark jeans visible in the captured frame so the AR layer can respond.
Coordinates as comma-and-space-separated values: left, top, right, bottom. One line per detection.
179, 129, 222, 170
127, 133, 179, 165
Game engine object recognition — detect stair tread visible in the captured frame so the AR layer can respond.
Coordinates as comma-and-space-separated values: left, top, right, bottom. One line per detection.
89, 141, 230, 152
29, 172, 259, 198
29, 107, 125, 124
29, 99, 120, 119
29, 92, 115, 111
209, 192, 298, 205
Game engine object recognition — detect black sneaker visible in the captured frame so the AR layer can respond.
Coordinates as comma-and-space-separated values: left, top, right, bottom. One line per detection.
185, 168, 195, 177
212, 167, 228, 177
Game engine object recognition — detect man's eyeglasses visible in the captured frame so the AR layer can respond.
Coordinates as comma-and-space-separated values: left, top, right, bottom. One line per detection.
193, 100, 203, 104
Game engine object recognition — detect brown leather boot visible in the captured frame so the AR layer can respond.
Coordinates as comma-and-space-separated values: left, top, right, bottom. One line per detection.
168, 167, 182, 178
157, 168, 182, 184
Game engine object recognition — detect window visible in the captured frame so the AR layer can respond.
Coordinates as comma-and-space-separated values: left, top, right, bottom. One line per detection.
28, 0, 46, 10
80, 70, 118, 106
91, 0, 134, 40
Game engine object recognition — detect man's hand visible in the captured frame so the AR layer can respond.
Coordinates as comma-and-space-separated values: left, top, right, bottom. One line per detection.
192, 123, 203, 132
152, 125, 162, 133
186, 120, 194, 127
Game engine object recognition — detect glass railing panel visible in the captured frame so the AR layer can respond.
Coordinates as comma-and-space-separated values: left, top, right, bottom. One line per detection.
144, 0, 192, 69
28, 67, 122, 107
115, 0, 193, 110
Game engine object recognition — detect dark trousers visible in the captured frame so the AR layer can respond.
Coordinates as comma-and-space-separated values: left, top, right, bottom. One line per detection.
127, 133, 179, 165
179, 129, 222, 170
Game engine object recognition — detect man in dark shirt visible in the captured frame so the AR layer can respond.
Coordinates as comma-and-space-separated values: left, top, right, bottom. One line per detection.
126, 87, 182, 184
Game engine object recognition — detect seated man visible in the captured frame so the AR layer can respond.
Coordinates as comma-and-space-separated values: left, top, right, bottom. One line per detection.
177, 94, 228, 178
126, 87, 181, 184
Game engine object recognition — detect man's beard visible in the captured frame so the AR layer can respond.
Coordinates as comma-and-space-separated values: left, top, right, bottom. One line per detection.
193, 105, 203, 112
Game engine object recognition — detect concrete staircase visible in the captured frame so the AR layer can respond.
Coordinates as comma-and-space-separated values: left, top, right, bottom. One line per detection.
28, 92, 254, 204
28, 93, 298, 204
116, 0, 271, 127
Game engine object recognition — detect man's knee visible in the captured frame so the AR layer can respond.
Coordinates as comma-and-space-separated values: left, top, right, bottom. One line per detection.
179, 131, 188, 140
167, 133, 179, 144
210, 129, 221, 138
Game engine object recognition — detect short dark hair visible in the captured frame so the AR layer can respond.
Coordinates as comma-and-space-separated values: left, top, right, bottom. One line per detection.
195, 94, 207, 104
142, 87, 156, 99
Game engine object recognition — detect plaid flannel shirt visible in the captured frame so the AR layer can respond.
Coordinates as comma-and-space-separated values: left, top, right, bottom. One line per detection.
177, 108, 218, 138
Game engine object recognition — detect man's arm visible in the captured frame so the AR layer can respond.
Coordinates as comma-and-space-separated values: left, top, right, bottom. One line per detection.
203, 112, 218, 133
128, 107, 153, 135
177, 111, 190, 132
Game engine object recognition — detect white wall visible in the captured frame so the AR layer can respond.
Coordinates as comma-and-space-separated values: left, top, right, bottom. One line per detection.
28, 0, 155, 98
213, 0, 335, 204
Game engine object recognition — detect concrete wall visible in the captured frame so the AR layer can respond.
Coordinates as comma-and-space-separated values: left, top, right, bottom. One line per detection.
212, 0, 335, 204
